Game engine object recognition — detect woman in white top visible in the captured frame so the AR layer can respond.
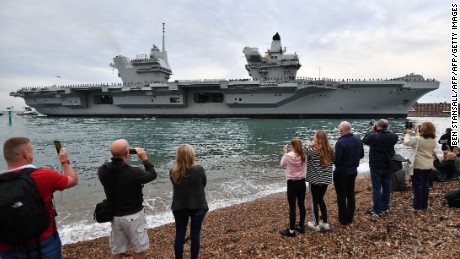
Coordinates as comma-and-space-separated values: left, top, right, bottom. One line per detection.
403, 122, 437, 211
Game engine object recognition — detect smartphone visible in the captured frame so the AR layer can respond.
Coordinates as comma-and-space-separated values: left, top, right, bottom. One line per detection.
53, 140, 62, 154
129, 148, 137, 154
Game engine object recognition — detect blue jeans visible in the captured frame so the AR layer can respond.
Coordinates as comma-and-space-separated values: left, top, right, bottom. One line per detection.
411, 169, 431, 210
0, 232, 62, 259
370, 168, 392, 214
173, 209, 208, 259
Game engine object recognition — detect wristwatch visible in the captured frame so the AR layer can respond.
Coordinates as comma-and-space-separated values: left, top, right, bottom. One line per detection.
61, 160, 70, 165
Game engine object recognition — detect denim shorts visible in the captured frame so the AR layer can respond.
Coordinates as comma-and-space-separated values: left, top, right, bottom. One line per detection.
110, 209, 149, 254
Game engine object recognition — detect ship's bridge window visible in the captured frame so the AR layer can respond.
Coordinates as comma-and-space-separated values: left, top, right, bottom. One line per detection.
194, 92, 224, 103
94, 95, 113, 104
170, 97, 180, 103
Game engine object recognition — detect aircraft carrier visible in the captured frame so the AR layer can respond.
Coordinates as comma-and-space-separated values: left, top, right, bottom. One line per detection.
10, 25, 439, 118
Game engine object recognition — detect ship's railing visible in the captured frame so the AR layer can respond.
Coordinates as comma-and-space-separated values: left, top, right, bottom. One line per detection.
245, 60, 300, 69
13, 75, 438, 93
131, 58, 159, 64
15, 80, 171, 92
136, 66, 172, 74
175, 79, 228, 83
295, 76, 438, 83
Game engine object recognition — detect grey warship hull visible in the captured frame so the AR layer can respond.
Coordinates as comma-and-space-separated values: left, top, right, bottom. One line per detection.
11, 78, 437, 118
10, 28, 439, 118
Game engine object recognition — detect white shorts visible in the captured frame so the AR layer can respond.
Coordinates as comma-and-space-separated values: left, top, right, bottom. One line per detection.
110, 209, 149, 254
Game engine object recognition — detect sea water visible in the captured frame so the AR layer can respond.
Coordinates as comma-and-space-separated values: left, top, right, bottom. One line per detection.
0, 115, 450, 244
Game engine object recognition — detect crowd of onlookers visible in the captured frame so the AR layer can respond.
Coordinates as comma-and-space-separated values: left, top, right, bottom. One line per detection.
1, 137, 206, 259
1, 121, 459, 258
278, 120, 459, 237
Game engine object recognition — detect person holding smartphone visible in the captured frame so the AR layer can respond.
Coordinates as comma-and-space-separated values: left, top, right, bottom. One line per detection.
0, 137, 78, 258
279, 138, 307, 237
97, 139, 157, 259
403, 122, 437, 212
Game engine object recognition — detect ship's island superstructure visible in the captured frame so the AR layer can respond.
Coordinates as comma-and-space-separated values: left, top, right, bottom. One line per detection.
10, 25, 439, 118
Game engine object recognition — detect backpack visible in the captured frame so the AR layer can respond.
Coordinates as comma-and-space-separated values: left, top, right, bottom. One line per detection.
0, 168, 51, 245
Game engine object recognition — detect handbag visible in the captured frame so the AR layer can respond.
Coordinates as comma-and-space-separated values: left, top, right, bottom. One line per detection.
391, 153, 406, 172
404, 137, 419, 176
376, 134, 405, 173
94, 199, 113, 223
376, 133, 409, 192
94, 168, 119, 223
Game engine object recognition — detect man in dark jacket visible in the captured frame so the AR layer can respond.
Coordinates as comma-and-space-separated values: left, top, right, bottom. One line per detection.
334, 121, 364, 225
98, 139, 157, 259
438, 128, 453, 151
362, 119, 398, 216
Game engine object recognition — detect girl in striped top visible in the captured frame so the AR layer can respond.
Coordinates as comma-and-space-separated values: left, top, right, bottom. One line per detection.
305, 130, 335, 231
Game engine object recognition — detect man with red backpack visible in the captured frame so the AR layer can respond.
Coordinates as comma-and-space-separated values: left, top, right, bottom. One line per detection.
0, 137, 78, 258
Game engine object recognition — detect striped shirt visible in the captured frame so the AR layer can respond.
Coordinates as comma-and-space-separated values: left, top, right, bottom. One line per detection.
304, 147, 333, 185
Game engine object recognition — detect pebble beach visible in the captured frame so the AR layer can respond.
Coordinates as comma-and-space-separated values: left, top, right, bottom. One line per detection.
62, 174, 460, 258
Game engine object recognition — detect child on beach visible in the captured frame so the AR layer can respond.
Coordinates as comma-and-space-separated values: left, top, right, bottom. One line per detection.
279, 138, 307, 237
304, 130, 335, 231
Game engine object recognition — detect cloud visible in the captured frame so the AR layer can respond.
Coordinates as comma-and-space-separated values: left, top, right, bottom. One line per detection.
0, 0, 450, 109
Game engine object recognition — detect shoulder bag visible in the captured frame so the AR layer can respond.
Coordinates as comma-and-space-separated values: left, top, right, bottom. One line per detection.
376, 133, 406, 173
403, 137, 419, 176
94, 168, 119, 223
376, 133, 409, 191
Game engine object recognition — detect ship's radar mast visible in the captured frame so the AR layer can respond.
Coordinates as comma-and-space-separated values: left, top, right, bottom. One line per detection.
162, 23, 165, 52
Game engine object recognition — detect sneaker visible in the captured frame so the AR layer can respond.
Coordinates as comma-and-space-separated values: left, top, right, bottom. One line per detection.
295, 224, 305, 234
279, 228, 295, 237
381, 210, 389, 215
412, 209, 422, 214
319, 221, 330, 231
366, 209, 380, 217
307, 221, 321, 232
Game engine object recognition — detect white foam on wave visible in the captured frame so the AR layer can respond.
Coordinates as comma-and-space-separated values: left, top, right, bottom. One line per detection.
59, 183, 285, 245
59, 211, 176, 245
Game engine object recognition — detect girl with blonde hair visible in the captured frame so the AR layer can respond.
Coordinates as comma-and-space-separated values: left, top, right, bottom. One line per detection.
279, 138, 307, 237
170, 144, 208, 259
305, 130, 335, 231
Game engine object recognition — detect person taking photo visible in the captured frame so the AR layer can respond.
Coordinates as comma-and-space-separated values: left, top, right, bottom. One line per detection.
279, 138, 307, 237
98, 139, 157, 259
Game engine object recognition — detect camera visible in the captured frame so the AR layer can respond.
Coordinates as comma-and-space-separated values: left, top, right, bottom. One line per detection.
369, 120, 376, 126
129, 148, 137, 154
405, 120, 413, 129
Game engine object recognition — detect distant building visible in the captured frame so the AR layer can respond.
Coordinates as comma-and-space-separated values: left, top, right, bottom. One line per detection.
408, 102, 450, 117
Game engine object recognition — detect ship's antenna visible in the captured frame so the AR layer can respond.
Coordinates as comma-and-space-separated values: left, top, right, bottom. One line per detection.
162, 23, 165, 52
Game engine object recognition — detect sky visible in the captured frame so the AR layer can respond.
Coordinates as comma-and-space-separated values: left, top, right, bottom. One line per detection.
0, 0, 451, 111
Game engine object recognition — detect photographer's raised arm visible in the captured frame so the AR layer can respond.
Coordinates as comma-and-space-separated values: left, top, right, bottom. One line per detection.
58, 148, 78, 188
136, 147, 157, 182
